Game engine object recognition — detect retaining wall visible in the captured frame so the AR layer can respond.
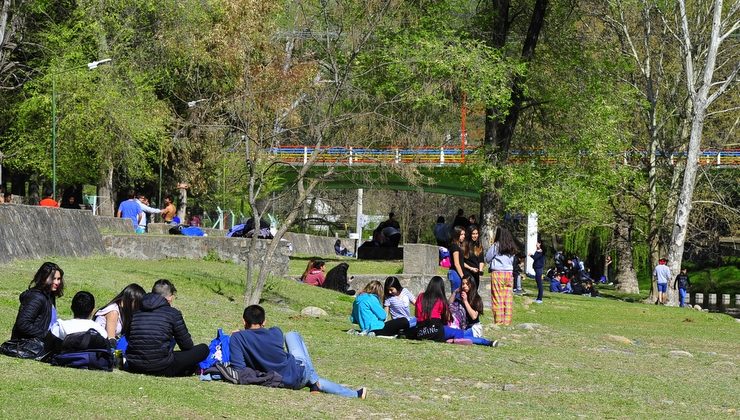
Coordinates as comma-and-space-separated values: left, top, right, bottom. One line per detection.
102, 235, 291, 277
0, 204, 105, 264
283, 232, 348, 256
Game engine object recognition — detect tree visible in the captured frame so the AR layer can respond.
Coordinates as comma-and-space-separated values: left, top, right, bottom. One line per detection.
665, 0, 739, 304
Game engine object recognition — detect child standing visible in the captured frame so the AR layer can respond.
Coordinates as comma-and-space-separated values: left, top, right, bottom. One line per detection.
673, 268, 691, 307
484, 227, 519, 325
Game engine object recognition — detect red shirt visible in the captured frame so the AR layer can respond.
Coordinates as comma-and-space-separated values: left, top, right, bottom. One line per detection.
304, 269, 325, 287
414, 293, 446, 322
39, 198, 59, 207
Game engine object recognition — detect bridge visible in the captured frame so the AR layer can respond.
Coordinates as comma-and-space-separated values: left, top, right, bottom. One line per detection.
270, 145, 740, 167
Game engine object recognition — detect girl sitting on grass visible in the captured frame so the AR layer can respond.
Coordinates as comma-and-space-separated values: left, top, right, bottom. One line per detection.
415, 276, 495, 346
449, 277, 496, 346
350, 281, 409, 336
94, 283, 145, 343
383, 276, 416, 322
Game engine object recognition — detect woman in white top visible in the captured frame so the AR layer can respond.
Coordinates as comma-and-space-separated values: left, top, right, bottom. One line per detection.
94, 283, 145, 341
383, 276, 417, 322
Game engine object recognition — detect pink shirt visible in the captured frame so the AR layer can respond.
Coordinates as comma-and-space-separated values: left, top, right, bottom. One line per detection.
304, 269, 325, 287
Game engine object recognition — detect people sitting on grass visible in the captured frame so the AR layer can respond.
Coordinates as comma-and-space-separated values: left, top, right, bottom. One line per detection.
125, 279, 208, 377
299, 259, 315, 282
218, 304, 367, 399
51, 291, 108, 342
1, 262, 64, 360
413, 276, 495, 346
322, 262, 356, 295
94, 283, 145, 345
350, 281, 411, 336
448, 277, 497, 346
303, 260, 326, 287
383, 276, 416, 321
334, 239, 352, 257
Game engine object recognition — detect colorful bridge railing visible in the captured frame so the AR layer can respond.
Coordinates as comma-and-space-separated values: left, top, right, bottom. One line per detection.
269, 146, 740, 167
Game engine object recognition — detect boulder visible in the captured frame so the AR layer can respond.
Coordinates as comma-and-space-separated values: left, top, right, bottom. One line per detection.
605, 334, 634, 345
668, 350, 693, 358
301, 306, 328, 317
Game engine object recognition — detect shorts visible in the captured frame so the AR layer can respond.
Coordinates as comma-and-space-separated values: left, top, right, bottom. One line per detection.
657, 283, 667, 293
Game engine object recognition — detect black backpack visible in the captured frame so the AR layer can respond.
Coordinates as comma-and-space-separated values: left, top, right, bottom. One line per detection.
50, 329, 113, 371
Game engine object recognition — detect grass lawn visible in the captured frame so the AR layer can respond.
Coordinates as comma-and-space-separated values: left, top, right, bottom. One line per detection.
0, 256, 738, 418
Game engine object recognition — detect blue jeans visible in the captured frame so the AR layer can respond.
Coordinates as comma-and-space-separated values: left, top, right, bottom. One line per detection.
284, 332, 358, 398
443, 326, 492, 346
678, 288, 687, 307
448, 270, 461, 292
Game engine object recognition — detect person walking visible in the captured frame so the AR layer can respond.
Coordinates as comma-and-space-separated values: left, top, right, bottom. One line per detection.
653, 258, 671, 305
673, 268, 691, 308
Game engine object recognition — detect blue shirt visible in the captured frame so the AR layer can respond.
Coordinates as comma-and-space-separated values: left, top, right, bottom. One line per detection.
350, 293, 386, 331
118, 199, 142, 228
229, 327, 303, 389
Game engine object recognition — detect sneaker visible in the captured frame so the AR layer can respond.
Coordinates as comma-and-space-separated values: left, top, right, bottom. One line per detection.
491, 340, 502, 347
357, 387, 368, 400
534, 299, 543, 304
366, 332, 376, 337
214, 362, 239, 385
308, 382, 320, 394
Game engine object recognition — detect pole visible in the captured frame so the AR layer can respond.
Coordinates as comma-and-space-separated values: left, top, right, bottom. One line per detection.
52, 76, 57, 200
158, 142, 163, 208
461, 92, 467, 163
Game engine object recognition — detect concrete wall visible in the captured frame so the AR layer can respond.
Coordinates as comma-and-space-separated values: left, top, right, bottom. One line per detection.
0, 204, 105, 264
95, 215, 136, 234
102, 235, 291, 277
146, 223, 224, 237
403, 243, 439, 275
283, 232, 349, 257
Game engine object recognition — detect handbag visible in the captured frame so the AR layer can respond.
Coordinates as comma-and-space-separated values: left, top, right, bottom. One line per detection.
0, 337, 51, 361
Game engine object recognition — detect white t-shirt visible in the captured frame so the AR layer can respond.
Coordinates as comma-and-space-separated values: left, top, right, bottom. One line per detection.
94, 302, 122, 337
384, 288, 416, 320
50, 318, 108, 340
653, 264, 671, 284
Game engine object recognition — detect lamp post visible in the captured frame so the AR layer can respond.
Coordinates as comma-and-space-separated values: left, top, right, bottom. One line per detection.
51, 58, 112, 200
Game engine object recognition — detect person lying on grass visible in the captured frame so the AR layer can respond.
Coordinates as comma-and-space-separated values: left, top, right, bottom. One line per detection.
217, 305, 367, 399
349, 280, 411, 336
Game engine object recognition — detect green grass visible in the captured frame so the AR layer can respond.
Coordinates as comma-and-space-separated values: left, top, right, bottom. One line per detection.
1, 256, 738, 418
688, 265, 740, 294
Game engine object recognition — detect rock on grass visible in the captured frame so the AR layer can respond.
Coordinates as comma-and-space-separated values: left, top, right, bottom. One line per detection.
300, 306, 328, 317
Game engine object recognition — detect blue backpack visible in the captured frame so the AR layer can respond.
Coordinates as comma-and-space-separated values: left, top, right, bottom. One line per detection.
198, 329, 231, 370
50, 329, 113, 371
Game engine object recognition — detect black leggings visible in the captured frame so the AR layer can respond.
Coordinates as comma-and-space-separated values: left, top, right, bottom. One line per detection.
158, 343, 209, 377
371, 318, 409, 336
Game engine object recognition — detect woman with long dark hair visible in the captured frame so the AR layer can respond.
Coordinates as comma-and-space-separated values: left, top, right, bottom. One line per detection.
94, 283, 145, 340
350, 281, 410, 336
462, 225, 485, 288
447, 226, 466, 292
10, 262, 65, 340
485, 227, 519, 325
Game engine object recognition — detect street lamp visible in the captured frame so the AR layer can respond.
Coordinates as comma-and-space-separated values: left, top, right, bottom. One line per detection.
51, 58, 113, 200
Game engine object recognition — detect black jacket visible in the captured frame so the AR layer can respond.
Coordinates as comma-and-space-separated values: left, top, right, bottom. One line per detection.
11, 289, 54, 340
126, 293, 194, 373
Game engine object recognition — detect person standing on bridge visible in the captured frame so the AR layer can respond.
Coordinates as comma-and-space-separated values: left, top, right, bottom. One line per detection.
485, 227, 518, 326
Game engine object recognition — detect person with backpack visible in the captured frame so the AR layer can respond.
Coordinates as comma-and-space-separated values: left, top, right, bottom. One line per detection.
217, 305, 367, 399
49, 291, 114, 370
50, 291, 107, 341
125, 279, 208, 377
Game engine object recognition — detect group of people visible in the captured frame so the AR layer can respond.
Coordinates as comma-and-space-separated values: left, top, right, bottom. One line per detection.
2, 262, 368, 399
653, 258, 691, 307
300, 260, 356, 295
117, 189, 177, 233
545, 252, 601, 297
350, 276, 498, 346
443, 221, 522, 325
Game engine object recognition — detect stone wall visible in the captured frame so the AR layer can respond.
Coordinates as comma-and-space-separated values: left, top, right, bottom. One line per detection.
102, 235, 291, 277
95, 215, 136, 234
0, 204, 105, 264
403, 243, 439, 275
283, 232, 350, 257
146, 223, 224, 237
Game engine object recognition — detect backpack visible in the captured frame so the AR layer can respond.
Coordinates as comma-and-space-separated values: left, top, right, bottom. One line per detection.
198, 329, 230, 370
50, 329, 113, 371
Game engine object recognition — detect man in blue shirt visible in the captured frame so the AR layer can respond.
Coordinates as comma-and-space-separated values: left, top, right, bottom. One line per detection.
218, 305, 367, 399
117, 189, 143, 232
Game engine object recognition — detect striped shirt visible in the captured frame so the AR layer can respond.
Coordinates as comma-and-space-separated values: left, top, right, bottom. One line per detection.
384, 288, 416, 320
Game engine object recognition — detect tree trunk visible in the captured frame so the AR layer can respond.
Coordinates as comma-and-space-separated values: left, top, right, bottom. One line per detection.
480, 0, 548, 245
96, 165, 114, 217
614, 217, 639, 294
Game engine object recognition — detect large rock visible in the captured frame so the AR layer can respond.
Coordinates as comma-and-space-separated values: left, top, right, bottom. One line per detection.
301, 306, 328, 317
605, 334, 634, 345
668, 350, 693, 358
403, 243, 439, 275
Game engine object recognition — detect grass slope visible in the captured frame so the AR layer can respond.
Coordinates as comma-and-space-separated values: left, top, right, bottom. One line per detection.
0, 257, 738, 418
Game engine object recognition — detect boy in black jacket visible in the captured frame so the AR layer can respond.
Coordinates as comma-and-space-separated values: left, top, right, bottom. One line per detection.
125, 279, 208, 377
673, 269, 691, 307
